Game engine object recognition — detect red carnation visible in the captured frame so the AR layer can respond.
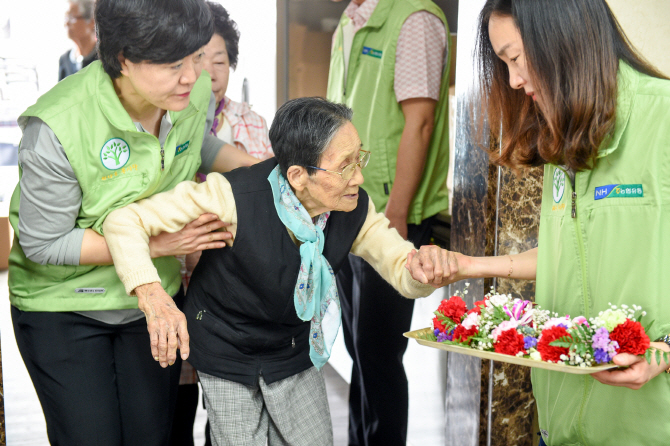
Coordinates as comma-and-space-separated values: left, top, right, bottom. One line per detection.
468, 299, 487, 315
609, 319, 650, 356
537, 325, 571, 362
493, 328, 526, 356
437, 296, 467, 324
433, 316, 447, 332
452, 325, 479, 345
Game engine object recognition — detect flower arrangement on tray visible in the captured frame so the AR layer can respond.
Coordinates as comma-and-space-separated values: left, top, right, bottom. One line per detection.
420, 286, 669, 369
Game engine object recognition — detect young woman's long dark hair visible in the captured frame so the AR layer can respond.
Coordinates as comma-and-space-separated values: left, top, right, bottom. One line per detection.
476, 0, 668, 171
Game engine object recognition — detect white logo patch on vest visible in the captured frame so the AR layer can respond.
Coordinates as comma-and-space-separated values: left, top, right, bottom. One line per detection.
101, 138, 130, 170
553, 169, 566, 203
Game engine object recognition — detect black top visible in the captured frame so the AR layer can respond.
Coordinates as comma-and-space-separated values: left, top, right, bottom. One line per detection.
184, 158, 369, 385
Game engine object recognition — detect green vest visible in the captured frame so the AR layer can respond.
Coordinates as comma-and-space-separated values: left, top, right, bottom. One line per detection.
9, 61, 211, 312
533, 63, 670, 445
326, 0, 450, 224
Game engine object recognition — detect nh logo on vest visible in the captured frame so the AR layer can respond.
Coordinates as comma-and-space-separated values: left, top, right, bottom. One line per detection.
101, 138, 130, 170
176, 140, 190, 156
362, 46, 383, 59
594, 184, 643, 200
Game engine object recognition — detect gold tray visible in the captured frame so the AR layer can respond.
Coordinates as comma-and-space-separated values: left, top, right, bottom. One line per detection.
404, 328, 619, 375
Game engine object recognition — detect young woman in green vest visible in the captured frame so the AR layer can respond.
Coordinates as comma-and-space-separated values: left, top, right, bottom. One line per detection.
9, 0, 257, 444
407, 0, 670, 445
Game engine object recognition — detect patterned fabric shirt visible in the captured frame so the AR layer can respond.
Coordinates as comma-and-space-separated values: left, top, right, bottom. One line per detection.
343, 0, 447, 102
214, 96, 273, 160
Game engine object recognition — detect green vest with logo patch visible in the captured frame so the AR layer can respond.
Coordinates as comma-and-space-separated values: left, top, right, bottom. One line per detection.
326, 0, 450, 224
533, 62, 670, 445
9, 61, 211, 312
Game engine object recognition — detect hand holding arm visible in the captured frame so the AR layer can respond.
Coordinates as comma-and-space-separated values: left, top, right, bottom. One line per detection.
103, 173, 237, 294
79, 214, 232, 266
405, 246, 538, 287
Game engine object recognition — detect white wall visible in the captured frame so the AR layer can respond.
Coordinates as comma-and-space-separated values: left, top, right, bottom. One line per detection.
215, 0, 277, 124
607, 0, 670, 76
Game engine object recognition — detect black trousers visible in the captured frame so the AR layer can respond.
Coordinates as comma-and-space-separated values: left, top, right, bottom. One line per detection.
169, 383, 199, 446
12, 305, 182, 446
336, 217, 434, 446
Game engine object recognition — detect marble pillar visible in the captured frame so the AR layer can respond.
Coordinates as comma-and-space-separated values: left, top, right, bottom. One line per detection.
446, 1, 543, 445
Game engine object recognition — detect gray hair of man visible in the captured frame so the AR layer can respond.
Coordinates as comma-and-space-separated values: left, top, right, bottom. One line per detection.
71, 0, 96, 20
269, 97, 354, 178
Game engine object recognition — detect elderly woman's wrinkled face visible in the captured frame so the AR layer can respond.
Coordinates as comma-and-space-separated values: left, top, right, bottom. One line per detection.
202, 33, 230, 106
301, 122, 365, 216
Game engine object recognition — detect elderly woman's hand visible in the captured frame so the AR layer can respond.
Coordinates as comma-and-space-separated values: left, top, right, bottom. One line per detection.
148, 213, 232, 258
135, 282, 189, 368
405, 245, 464, 288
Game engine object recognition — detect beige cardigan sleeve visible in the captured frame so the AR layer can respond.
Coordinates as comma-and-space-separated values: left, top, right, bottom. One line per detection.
350, 199, 435, 299
102, 173, 238, 295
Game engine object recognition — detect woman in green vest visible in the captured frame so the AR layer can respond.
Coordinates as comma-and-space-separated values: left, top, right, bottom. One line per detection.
407, 0, 670, 445
9, 0, 256, 444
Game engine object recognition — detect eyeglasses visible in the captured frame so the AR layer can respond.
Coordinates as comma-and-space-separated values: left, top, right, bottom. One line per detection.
65, 15, 85, 25
308, 150, 370, 181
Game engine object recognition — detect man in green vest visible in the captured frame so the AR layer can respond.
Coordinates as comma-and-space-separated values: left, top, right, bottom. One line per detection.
327, 0, 450, 443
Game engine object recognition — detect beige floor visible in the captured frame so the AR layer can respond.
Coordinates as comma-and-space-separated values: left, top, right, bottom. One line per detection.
1, 270, 446, 445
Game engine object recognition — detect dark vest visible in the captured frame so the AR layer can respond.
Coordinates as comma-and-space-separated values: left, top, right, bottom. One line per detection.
184, 158, 369, 385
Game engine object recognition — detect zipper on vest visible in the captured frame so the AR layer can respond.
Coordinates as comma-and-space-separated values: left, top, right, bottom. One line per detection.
160, 146, 165, 171
565, 167, 576, 218
292, 337, 295, 348
196, 310, 205, 320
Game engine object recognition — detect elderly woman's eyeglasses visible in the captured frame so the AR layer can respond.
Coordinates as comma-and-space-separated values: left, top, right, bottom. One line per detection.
309, 150, 370, 181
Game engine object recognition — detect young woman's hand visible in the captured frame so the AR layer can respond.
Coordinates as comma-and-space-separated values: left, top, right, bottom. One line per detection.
135, 282, 189, 368
148, 213, 232, 258
591, 342, 670, 390
405, 245, 466, 288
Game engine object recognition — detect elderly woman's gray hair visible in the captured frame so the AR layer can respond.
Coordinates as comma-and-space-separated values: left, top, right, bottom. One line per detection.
270, 97, 353, 178
72, 0, 96, 20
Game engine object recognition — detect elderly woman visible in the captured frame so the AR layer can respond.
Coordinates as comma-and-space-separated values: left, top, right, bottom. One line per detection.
9, 0, 258, 444
202, 1, 273, 159
103, 97, 439, 445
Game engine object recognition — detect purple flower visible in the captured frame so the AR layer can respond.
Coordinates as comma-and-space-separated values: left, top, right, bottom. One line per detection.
524, 336, 538, 350
592, 327, 611, 350
434, 329, 441, 336
437, 328, 454, 342
594, 348, 612, 364
556, 323, 568, 329
591, 327, 619, 363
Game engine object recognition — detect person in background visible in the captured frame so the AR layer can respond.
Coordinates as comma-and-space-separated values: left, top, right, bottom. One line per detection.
408, 1, 670, 445
327, 0, 451, 444
59, 0, 97, 81
169, 5, 274, 444
103, 97, 443, 446
203, 1, 273, 160
10, 0, 257, 444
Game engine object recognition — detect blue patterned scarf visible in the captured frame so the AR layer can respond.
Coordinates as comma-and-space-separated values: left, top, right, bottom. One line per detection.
268, 166, 341, 370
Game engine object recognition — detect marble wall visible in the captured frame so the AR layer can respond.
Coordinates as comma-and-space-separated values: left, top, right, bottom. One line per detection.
446, 1, 544, 444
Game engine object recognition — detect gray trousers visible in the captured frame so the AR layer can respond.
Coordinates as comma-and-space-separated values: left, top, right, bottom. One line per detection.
198, 367, 334, 446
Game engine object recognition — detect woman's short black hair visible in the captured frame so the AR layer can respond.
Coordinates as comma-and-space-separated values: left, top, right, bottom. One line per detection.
96, 0, 214, 78
206, 2, 240, 70
270, 97, 353, 178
